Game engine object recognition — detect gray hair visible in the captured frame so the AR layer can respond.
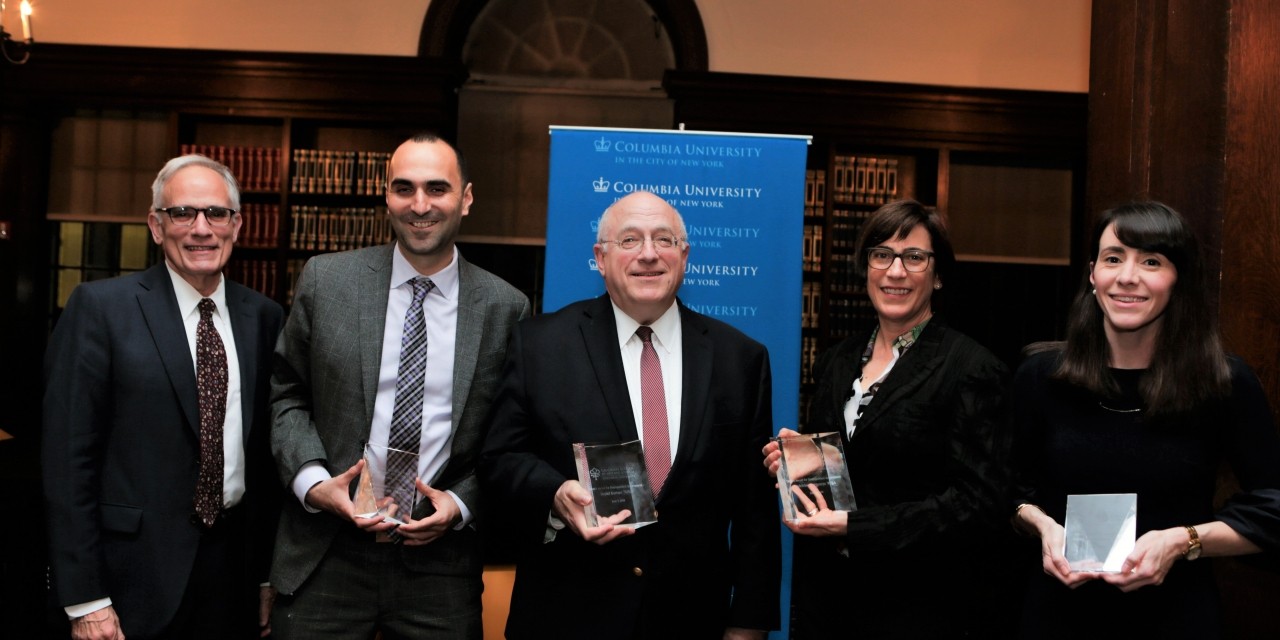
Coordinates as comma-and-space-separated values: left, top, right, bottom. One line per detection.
150, 155, 241, 211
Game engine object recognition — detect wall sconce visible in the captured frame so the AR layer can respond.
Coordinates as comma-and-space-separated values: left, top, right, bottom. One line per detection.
1, 0, 33, 65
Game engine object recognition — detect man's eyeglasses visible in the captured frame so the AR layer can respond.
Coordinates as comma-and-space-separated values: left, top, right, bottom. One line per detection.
599, 235, 685, 252
155, 206, 237, 227
866, 247, 934, 272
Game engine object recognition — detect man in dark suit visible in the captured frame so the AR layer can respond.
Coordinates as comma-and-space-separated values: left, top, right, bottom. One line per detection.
270, 134, 529, 639
480, 191, 780, 639
43, 155, 284, 639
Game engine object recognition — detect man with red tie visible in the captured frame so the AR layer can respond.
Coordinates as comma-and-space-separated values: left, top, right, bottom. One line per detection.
481, 190, 780, 639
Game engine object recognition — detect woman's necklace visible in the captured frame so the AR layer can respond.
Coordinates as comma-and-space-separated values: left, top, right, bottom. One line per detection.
1098, 401, 1143, 414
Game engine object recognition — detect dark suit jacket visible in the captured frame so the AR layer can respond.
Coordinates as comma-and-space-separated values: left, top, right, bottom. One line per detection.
42, 263, 284, 638
479, 295, 780, 639
270, 244, 530, 594
792, 317, 1013, 639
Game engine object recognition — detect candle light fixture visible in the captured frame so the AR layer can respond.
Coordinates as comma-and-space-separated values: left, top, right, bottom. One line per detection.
1, 0, 33, 65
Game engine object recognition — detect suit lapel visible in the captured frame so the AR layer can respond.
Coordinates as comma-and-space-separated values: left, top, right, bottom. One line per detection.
825, 340, 865, 432
672, 303, 711, 481
581, 296, 638, 442
225, 281, 258, 439
852, 323, 944, 438
451, 257, 483, 431
136, 264, 200, 436
358, 245, 394, 428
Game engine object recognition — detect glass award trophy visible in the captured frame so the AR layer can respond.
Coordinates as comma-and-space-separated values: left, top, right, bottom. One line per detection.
353, 442, 419, 526
573, 440, 657, 528
1063, 493, 1137, 572
775, 432, 857, 521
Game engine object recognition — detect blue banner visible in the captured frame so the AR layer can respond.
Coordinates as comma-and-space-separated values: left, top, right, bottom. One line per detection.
546, 126, 809, 638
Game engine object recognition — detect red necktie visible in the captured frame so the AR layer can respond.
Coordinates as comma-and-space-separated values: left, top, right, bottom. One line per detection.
195, 298, 227, 527
636, 326, 670, 497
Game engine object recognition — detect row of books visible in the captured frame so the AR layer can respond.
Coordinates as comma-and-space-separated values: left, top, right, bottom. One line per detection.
831, 155, 899, 206
180, 144, 282, 192
291, 149, 391, 196
826, 297, 877, 340
800, 337, 820, 388
799, 300, 877, 367
801, 282, 823, 330
226, 259, 284, 301
226, 258, 306, 306
289, 205, 393, 252
825, 209, 873, 294
802, 224, 824, 272
237, 203, 280, 249
803, 169, 827, 209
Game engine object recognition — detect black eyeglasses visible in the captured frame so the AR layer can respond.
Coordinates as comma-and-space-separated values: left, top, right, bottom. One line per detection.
155, 206, 237, 227
866, 247, 934, 272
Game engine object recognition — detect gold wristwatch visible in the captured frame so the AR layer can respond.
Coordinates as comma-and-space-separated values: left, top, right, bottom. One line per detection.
1183, 525, 1202, 561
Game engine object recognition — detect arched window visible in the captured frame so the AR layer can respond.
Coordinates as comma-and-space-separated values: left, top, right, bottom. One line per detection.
422, 0, 706, 242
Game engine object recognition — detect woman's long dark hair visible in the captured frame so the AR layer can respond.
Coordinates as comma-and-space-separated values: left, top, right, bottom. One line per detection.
1043, 201, 1230, 415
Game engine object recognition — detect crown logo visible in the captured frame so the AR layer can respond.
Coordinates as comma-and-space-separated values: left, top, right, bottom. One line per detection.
592, 176, 609, 192
594, 137, 612, 152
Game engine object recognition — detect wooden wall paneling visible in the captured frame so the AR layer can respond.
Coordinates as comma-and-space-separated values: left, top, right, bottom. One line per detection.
665, 70, 1086, 369
2, 44, 465, 124
1090, 2, 1280, 637
1221, 0, 1280, 410
1086, 0, 1230, 284
664, 71, 1086, 153
1217, 9, 1280, 631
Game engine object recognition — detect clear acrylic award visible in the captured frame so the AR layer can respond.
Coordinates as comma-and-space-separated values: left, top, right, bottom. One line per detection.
573, 440, 657, 528
776, 432, 857, 521
1064, 493, 1137, 572
353, 442, 419, 526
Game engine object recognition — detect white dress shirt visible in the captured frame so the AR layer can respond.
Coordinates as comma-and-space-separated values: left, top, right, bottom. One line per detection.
290, 245, 471, 527
612, 301, 682, 461
545, 301, 684, 542
167, 267, 246, 508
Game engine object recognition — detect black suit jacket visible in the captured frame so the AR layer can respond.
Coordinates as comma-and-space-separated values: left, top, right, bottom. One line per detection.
479, 295, 780, 639
793, 317, 1013, 639
42, 263, 283, 638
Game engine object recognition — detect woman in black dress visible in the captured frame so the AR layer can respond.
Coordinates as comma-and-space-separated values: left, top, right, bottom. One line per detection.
1011, 201, 1280, 638
764, 200, 1014, 639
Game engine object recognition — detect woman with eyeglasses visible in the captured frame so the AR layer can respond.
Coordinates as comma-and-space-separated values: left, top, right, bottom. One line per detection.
763, 199, 1015, 638
1009, 201, 1280, 639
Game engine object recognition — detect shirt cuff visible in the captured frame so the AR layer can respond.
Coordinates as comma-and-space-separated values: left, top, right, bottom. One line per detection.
544, 512, 566, 544
65, 598, 112, 620
446, 490, 473, 530
291, 461, 332, 513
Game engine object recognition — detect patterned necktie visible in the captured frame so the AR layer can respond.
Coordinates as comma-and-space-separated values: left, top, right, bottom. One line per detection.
386, 277, 434, 516
195, 298, 228, 528
636, 326, 671, 497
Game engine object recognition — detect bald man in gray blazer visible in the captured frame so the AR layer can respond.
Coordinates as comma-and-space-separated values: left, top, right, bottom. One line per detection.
270, 135, 529, 639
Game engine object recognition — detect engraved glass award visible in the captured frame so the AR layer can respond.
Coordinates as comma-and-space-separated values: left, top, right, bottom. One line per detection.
776, 432, 857, 521
573, 440, 657, 528
1064, 493, 1137, 572
353, 442, 419, 526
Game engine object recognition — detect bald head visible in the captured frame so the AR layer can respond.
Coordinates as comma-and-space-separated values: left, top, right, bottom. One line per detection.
592, 191, 690, 324
596, 191, 688, 247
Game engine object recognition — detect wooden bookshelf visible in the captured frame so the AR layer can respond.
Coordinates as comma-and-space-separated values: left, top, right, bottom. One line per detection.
665, 70, 1086, 411
2, 44, 465, 316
